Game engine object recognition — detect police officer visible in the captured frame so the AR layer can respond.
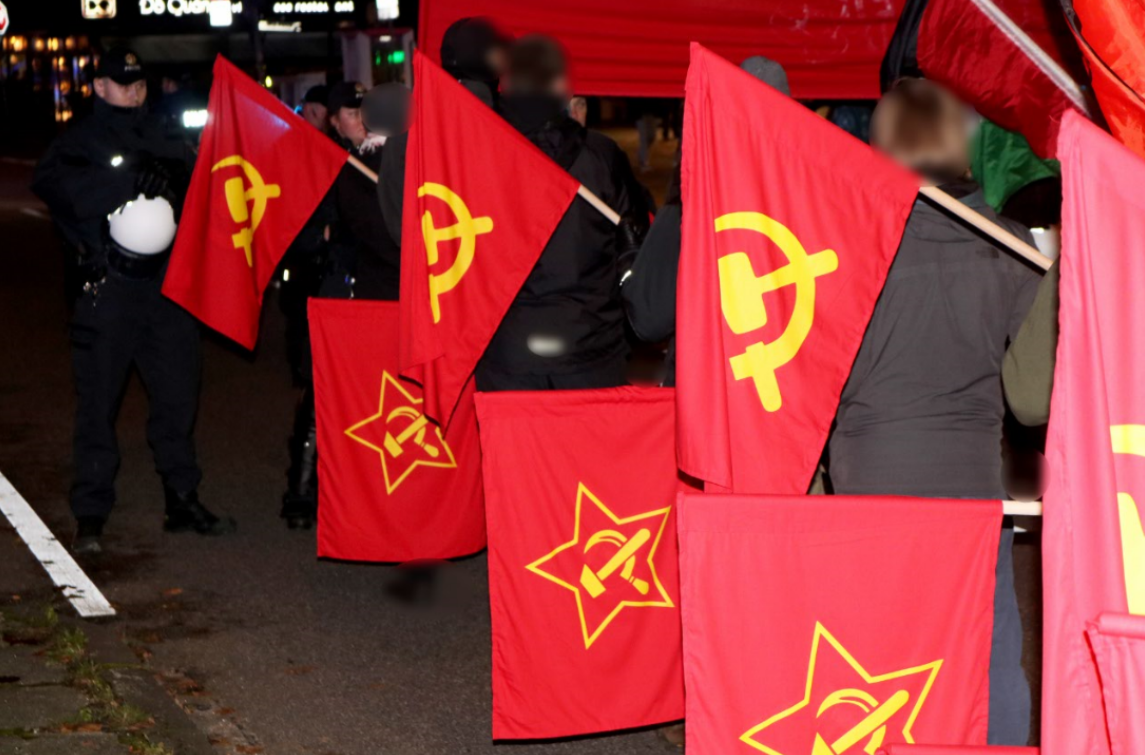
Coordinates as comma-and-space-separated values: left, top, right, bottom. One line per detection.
279, 81, 403, 530
32, 48, 235, 555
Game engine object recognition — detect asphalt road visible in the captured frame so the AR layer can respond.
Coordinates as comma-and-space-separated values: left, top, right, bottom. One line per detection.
0, 159, 682, 755
0, 150, 1043, 753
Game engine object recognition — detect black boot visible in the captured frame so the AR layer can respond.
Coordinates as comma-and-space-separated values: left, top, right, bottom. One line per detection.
72, 516, 105, 555
281, 388, 318, 530
163, 488, 237, 535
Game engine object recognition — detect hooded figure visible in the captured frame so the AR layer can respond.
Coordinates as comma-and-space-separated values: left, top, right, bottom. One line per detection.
474, 34, 646, 391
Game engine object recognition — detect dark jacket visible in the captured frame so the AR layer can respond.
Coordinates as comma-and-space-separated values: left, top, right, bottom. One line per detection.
828, 185, 1041, 498
482, 99, 638, 375
622, 201, 681, 385
327, 143, 399, 300
32, 97, 193, 262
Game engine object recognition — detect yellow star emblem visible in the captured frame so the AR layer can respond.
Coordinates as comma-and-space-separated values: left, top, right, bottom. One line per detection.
344, 371, 457, 494
742, 623, 942, 755
526, 483, 674, 649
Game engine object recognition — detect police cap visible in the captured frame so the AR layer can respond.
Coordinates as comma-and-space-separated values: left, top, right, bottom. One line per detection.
96, 47, 146, 85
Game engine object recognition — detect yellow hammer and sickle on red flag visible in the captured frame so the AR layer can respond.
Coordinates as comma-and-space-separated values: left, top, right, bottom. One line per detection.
1111, 424, 1145, 614
418, 182, 493, 323
715, 212, 838, 412
211, 155, 282, 268
812, 688, 910, 755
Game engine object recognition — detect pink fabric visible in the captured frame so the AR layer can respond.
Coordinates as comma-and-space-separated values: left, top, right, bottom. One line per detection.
1041, 112, 1145, 755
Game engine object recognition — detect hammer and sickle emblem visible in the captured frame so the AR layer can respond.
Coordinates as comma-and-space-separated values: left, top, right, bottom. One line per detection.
418, 182, 493, 324
812, 688, 910, 755
579, 529, 652, 599
1111, 425, 1145, 614
715, 212, 838, 412
211, 155, 282, 268
383, 406, 440, 460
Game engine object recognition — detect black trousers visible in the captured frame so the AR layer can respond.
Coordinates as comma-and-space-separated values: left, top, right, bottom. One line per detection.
69, 272, 202, 520
474, 358, 628, 392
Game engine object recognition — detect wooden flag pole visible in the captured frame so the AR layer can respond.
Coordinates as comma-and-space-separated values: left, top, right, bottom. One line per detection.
577, 185, 622, 225
345, 156, 622, 227
919, 185, 1053, 271
1003, 500, 1042, 516
348, 154, 379, 184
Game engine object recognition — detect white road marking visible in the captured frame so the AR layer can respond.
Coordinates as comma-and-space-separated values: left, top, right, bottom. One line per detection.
0, 472, 116, 618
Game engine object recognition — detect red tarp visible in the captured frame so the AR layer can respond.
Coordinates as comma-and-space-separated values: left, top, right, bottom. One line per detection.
419, 0, 1072, 99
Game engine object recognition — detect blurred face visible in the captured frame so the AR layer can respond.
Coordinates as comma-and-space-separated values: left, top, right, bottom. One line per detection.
330, 106, 367, 147
95, 77, 147, 108
569, 97, 587, 126
302, 102, 328, 132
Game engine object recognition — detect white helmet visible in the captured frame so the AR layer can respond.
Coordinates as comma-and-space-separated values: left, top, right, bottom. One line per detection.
108, 194, 177, 255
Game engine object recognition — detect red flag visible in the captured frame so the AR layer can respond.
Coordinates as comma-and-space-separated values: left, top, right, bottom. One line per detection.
163, 56, 347, 349
917, 0, 1090, 159
677, 45, 918, 493
678, 494, 1000, 753
310, 299, 484, 562
399, 51, 580, 426
474, 388, 691, 739
1065, 7, 1145, 161
1042, 112, 1145, 755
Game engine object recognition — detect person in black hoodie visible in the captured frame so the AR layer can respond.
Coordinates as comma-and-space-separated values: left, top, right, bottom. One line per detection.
477, 35, 645, 391
828, 78, 1040, 745
32, 48, 235, 554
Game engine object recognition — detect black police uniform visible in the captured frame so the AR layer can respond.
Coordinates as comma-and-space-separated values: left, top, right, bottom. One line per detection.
280, 82, 400, 529
31, 51, 230, 545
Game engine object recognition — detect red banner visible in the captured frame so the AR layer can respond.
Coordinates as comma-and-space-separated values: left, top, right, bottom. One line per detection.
475, 388, 691, 739
1066, 12, 1145, 161
918, 0, 1089, 159
399, 51, 579, 427
419, 0, 1069, 99
310, 299, 484, 562
678, 494, 1000, 753
163, 55, 346, 349
677, 45, 917, 493
1042, 112, 1145, 755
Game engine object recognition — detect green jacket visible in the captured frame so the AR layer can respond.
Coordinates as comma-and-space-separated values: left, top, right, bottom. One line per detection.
1002, 261, 1060, 426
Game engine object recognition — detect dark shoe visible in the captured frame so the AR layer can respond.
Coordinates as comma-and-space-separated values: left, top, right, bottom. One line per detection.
385, 566, 439, 606
72, 517, 105, 555
281, 389, 319, 531
163, 488, 237, 536
280, 495, 316, 530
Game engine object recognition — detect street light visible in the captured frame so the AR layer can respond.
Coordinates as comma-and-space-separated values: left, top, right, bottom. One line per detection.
208, 0, 233, 27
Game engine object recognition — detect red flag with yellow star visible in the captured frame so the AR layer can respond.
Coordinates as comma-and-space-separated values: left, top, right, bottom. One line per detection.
399, 51, 580, 428
475, 388, 694, 739
678, 494, 1000, 753
677, 44, 919, 493
310, 299, 484, 562
163, 55, 347, 349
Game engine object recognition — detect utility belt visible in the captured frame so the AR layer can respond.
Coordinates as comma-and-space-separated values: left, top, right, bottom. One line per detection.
106, 240, 171, 281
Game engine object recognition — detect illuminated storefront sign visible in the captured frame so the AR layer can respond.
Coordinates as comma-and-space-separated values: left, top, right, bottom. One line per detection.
271, 1, 354, 12
138, 0, 242, 16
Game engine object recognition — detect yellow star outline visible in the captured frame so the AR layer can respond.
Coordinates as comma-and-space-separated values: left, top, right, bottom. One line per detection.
741, 622, 943, 754
343, 371, 457, 494
525, 483, 674, 649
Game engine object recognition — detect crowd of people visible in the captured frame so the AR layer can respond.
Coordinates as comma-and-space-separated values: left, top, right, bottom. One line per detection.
30, 16, 1061, 746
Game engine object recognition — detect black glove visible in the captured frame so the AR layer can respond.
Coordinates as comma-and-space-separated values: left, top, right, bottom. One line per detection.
617, 216, 648, 275
134, 153, 174, 200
